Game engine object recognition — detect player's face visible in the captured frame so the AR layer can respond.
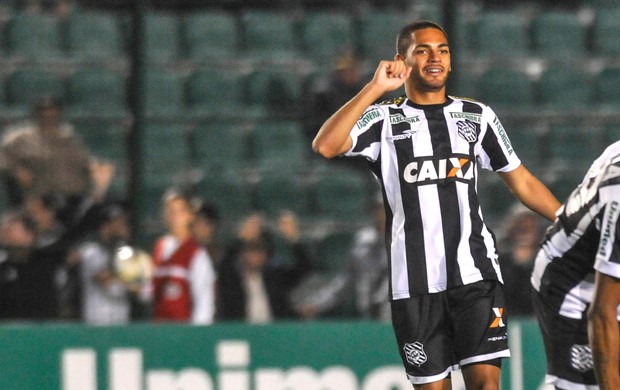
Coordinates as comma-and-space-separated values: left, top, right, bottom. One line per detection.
164, 198, 194, 234
399, 28, 451, 92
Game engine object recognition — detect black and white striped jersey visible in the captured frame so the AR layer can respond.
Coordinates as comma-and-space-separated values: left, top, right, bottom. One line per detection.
345, 96, 521, 299
531, 141, 620, 320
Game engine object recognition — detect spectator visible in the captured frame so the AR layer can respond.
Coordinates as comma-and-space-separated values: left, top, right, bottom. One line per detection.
0, 97, 114, 216
217, 211, 313, 323
151, 188, 216, 325
191, 200, 223, 267
498, 204, 548, 317
296, 196, 390, 321
0, 211, 35, 319
76, 202, 151, 325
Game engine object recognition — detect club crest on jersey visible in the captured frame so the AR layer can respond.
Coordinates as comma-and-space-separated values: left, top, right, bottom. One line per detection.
570, 344, 593, 373
403, 155, 474, 184
403, 342, 427, 367
457, 120, 477, 143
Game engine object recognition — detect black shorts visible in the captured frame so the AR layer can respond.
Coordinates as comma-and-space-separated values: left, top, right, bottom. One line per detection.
391, 280, 510, 385
532, 291, 598, 389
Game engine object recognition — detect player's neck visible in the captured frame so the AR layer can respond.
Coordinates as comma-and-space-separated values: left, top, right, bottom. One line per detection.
406, 88, 447, 105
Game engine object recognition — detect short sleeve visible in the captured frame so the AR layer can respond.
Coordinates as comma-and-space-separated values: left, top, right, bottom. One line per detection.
476, 105, 521, 173
344, 105, 386, 162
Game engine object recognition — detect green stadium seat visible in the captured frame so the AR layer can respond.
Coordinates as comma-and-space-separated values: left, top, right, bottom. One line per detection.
6, 13, 63, 60
246, 68, 303, 116
67, 69, 128, 118
357, 11, 405, 62
143, 12, 181, 63
312, 169, 372, 221
142, 70, 185, 118
531, 12, 586, 57
189, 121, 249, 175
593, 8, 620, 56
194, 174, 253, 220
250, 121, 308, 172
6, 69, 65, 109
72, 119, 128, 162
537, 66, 595, 109
254, 174, 309, 217
65, 11, 125, 61
477, 68, 534, 109
186, 69, 244, 118
544, 124, 600, 173
240, 10, 298, 59
301, 11, 354, 65
184, 11, 239, 61
471, 11, 530, 57
596, 66, 620, 107
315, 231, 355, 274
141, 122, 191, 177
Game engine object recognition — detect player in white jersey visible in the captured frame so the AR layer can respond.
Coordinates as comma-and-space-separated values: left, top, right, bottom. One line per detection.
313, 20, 561, 389
531, 140, 620, 390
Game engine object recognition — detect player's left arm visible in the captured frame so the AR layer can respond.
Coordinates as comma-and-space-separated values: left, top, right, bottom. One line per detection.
588, 271, 620, 390
498, 164, 561, 221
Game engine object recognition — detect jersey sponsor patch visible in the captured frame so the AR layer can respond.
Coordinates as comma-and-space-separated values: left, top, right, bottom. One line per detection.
597, 200, 620, 260
403, 155, 474, 185
356, 108, 382, 129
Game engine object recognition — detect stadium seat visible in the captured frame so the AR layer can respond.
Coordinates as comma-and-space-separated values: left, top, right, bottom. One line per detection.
254, 174, 309, 217
65, 11, 125, 61
315, 231, 355, 274
250, 121, 308, 172
141, 122, 191, 177
142, 69, 185, 118
592, 8, 620, 56
240, 10, 298, 59
477, 68, 534, 109
67, 69, 128, 118
357, 11, 406, 62
184, 11, 239, 61
186, 68, 245, 118
312, 169, 372, 221
596, 66, 620, 108
72, 119, 128, 162
189, 121, 249, 175
544, 124, 600, 169
6, 69, 65, 110
6, 13, 63, 60
531, 12, 586, 57
301, 11, 354, 65
470, 11, 530, 57
194, 174, 253, 220
143, 12, 181, 63
537, 66, 595, 109
245, 67, 304, 116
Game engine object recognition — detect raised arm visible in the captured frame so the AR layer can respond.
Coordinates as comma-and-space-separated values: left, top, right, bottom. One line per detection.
498, 164, 561, 222
312, 60, 411, 159
588, 271, 620, 390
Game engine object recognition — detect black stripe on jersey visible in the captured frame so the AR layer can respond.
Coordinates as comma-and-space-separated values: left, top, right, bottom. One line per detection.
481, 122, 510, 171
425, 105, 463, 288
352, 120, 383, 154
392, 106, 429, 292
463, 101, 498, 279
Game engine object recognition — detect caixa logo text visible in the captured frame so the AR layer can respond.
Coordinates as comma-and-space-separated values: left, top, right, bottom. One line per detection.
403, 156, 474, 184
62, 340, 411, 390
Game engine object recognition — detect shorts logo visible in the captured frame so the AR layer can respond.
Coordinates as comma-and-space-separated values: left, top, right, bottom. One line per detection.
490, 308, 505, 328
456, 120, 477, 143
403, 342, 427, 367
570, 344, 593, 373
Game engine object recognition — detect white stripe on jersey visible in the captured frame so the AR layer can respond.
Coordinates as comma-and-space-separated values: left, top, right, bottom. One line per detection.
420, 184, 447, 293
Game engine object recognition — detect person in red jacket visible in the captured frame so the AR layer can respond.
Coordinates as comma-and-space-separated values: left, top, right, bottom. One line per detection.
151, 188, 216, 324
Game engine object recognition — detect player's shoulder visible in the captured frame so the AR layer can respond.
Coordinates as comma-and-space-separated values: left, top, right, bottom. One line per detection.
449, 95, 490, 108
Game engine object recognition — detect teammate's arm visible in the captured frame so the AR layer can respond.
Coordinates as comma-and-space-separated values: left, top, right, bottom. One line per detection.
588, 271, 620, 390
498, 164, 561, 221
312, 60, 411, 158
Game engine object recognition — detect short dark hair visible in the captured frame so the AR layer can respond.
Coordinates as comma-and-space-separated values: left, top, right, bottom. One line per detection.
396, 20, 448, 57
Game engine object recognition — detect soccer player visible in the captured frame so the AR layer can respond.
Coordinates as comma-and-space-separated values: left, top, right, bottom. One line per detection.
312, 20, 561, 389
531, 140, 620, 390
